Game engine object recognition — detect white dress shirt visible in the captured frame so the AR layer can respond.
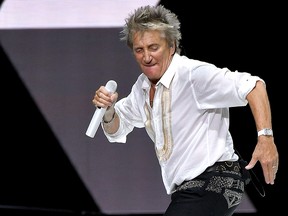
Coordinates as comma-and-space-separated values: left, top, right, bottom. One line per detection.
102, 53, 264, 194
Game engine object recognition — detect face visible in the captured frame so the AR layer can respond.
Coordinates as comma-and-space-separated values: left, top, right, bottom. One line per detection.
132, 30, 175, 84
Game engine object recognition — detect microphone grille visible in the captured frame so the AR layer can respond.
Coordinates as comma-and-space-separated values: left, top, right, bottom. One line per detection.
105, 80, 117, 93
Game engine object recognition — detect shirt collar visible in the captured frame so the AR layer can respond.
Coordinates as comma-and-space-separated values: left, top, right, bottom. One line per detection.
159, 53, 179, 89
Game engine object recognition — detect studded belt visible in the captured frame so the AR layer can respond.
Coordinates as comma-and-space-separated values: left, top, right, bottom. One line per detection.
205, 161, 241, 173
175, 161, 242, 192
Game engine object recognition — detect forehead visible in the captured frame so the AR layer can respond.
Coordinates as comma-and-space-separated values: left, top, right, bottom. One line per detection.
133, 30, 166, 46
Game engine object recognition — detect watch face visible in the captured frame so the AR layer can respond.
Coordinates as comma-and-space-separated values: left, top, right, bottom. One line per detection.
264, 129, 273, 135
258, 128, 273, 136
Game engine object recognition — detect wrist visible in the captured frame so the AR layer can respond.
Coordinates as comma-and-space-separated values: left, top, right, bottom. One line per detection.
103, 110, 116, 124
257, 128, 273, 137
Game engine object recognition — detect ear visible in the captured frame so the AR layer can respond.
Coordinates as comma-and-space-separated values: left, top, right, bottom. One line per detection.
170, 43, 176, 55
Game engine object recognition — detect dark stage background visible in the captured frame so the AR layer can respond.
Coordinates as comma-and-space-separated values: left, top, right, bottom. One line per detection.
0, 0, 285, 215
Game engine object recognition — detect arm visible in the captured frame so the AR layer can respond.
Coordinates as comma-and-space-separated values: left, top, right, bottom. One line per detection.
246, 80, 279, 185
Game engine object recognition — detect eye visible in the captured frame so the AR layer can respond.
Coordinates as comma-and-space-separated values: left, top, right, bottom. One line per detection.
134, 48, 143, 53
149, 45, 159, 51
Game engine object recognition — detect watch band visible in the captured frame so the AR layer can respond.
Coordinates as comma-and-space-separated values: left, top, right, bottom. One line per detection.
258, 128, 273, 136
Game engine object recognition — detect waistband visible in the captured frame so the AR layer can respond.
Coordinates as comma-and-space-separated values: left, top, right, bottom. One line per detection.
175, 161, 242, 192
205, 161, 241, 173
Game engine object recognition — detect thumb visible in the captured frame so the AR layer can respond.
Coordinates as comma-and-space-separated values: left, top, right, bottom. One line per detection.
245, 158, 257, 170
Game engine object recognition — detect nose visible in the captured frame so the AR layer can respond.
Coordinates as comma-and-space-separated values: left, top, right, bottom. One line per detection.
143, 51, 152, 63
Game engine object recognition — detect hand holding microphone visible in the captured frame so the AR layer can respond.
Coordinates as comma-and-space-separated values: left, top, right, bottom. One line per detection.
86, 80, 117, 138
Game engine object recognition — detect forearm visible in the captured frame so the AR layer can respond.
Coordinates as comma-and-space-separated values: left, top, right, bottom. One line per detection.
247, 81, 272, 132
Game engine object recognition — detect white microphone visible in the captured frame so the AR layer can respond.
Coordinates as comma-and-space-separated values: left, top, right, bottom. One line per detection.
86, 80, 117, 138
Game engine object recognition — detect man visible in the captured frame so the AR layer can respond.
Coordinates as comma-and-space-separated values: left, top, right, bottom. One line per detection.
91, 5, 278, 216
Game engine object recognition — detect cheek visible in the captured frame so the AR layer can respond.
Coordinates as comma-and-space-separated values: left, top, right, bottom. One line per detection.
133, 53, 142, 62
158, 52, 169, 63
151, 52, 163, 61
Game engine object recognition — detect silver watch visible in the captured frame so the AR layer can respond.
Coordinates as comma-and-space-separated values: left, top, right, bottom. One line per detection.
257, 128, 273, 136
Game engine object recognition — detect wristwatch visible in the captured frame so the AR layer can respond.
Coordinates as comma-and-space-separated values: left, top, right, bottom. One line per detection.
257, 128, 273, 137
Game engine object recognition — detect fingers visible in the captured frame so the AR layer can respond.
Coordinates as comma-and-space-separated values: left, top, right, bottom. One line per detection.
246, 152, 279, 185
262, 160, 278, 185
270, 163, 278, 184
92, 86, 117, 108
266, 151, 279, 184
272, 165, 278, 172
